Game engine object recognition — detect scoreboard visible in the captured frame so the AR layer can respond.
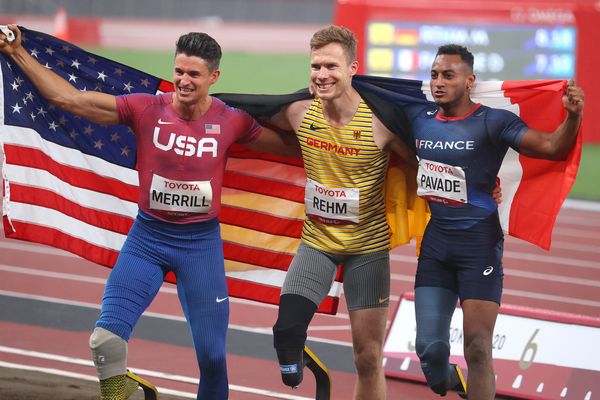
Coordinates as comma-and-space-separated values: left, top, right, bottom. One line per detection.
334, 0, 600, 142
365, 22, 576, 81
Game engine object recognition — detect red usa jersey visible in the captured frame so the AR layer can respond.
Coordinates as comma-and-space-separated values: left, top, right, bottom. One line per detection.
116, 93, 261, 223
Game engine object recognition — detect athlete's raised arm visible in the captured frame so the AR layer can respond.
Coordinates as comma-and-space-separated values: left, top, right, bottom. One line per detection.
0, 24, 119, 125
518, 80, 584, 161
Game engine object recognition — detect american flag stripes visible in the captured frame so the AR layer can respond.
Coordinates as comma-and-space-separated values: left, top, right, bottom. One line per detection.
0, 27, 342, 313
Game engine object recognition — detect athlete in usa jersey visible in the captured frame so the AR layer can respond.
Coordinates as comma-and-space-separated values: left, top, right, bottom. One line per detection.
117, 93, 261, 223
411, 44, 584, 400
1, 27, 299, 400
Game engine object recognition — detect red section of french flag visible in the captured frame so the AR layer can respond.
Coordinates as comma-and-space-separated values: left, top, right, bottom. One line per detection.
501, 80, 582, 250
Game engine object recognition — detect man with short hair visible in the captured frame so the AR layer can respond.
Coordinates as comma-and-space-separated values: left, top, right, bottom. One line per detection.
0, 25, 298, 400
408, 44, 584, 399
269, 25, 418, 400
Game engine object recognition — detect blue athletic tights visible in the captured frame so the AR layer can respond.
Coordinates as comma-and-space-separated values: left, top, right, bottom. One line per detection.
96, 213, 230, 399
414, 286, 458, 393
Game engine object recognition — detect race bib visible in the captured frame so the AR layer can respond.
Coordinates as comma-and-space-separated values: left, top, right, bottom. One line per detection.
417, 159, 467, 206
149, 174, 212, 213
305, 178, 360, 225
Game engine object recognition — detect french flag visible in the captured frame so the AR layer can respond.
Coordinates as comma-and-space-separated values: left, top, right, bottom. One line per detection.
353, 75, 582, 251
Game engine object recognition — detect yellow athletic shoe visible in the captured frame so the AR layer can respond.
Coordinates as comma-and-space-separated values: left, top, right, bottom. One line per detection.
100, 375, 127, 400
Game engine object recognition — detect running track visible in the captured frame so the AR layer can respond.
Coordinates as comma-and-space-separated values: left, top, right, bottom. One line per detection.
1, 201, 599, 399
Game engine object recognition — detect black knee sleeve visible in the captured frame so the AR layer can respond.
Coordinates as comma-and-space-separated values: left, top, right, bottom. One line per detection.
273, 294, 317, 349
273, 294, 317, 387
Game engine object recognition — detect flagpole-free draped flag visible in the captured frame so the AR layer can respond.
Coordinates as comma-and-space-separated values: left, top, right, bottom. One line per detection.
352, 75, 582, 251
1, 28, 580, 316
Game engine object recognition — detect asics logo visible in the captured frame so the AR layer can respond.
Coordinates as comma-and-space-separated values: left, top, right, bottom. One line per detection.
216, 296, 228, 303
157, 118, 175, 125
483, 266, 494, 276
310, 122, 324, 131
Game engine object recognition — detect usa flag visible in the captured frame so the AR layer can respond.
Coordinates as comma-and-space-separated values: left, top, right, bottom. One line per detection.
0, 27, 341, 312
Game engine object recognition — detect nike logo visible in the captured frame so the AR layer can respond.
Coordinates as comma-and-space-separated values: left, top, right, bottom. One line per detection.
378, 297, 390, 304
216, 296, 229, 303
426, 110, 437, 116
310, 122, 323, 131
483, 266, 494, 276
158, 118, 175, 125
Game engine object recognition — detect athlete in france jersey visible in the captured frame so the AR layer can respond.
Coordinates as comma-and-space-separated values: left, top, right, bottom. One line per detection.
407, 101, 530, 399
407, 44, 583, 400
117, 93, 261, 223
407, 102, 528, 229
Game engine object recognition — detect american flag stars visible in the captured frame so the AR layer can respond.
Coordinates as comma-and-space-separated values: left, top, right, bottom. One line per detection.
1, 27, 162, 168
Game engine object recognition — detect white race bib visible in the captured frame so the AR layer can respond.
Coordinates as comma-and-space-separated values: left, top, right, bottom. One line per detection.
417, 159, 467, 206
149, 174, 212, 213
304, 178, 360, 225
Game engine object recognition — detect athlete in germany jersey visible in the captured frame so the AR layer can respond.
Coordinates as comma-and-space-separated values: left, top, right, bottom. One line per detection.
297, 97, 390, 254
270, 26, 421, 400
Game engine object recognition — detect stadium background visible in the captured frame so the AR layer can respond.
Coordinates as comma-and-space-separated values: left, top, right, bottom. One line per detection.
1, 1, 600, 399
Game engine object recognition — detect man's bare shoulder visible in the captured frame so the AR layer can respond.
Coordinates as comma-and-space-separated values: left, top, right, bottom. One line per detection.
286, 98, 313, 116
372, 114, 394, 136
274, 98, 313, 130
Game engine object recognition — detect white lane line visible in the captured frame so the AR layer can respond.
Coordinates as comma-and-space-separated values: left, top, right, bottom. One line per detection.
563, 199, 600, 212
534, 241, 600, 255
0, 240, 79, 257
503, 251, 600, 269
0, 264, 352, 320
0, 353, 312, 399
503, 269, 600, 287
503, 289, 600, 308
394, 267, 600, 289
551, 226, 600, 239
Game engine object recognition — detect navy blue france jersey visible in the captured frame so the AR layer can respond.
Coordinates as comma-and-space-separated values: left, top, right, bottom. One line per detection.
406, 103, 528, 228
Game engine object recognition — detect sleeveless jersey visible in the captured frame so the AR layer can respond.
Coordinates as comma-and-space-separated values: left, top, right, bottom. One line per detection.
116, 93, 261, 224
297, 98, 390, 254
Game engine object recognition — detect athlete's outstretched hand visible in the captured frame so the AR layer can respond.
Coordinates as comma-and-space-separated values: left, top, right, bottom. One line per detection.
0, 24, 22, 55
563, 80, 584, 117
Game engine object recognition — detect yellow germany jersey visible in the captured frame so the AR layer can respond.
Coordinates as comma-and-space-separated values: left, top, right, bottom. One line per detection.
298, 98, 390, 254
